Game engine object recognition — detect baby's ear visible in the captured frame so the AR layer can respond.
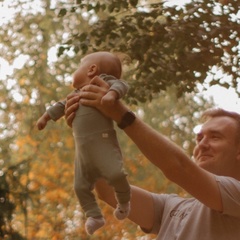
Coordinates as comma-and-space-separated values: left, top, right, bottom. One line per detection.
88, 64, 98, 77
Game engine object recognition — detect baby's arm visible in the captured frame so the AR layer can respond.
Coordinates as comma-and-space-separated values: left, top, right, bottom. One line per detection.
36, 112, 51, 130
99, 75, 129, 106
37, 99, 66, 130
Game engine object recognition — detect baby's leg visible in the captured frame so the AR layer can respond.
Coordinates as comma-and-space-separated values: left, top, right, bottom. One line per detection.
110, 176, 131, 220
74, 147, 105, 234
87, 130, 131, 221
93, 132, 131, 220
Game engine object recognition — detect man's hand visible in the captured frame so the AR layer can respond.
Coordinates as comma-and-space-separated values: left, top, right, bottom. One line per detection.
80, 76, 110, 106
65, 76, 109, 127
65, 93, 80, 127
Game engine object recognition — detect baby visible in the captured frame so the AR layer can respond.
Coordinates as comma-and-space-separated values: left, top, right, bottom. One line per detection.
37, 52, 131, 235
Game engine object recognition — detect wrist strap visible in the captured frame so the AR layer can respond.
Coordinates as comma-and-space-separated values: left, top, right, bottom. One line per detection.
117, 111, 136, 129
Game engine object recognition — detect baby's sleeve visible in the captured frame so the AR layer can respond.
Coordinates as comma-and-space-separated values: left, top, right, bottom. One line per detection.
108, 79, 129, 99
100, 74, 129, 99
46, 100, 66, 121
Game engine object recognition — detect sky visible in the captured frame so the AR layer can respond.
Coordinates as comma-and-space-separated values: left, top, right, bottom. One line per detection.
164, 0, 240, 112
0, 0, 240, 112
199, 80, 240, 113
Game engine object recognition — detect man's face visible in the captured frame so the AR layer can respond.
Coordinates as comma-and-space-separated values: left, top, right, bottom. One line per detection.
193, 116, 240, 176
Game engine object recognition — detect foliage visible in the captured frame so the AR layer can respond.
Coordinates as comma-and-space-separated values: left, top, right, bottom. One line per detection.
0, 0, 231, 238
0, 172, 26, 239
58, 0, 240, 103
0, 0, 79, 238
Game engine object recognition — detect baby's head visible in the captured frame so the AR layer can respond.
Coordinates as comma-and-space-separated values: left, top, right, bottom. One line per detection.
73, 51, 122, 89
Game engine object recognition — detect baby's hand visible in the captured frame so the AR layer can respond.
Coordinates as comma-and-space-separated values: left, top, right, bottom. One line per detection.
101, 90, 118, 106
36, 113, 51, 130
36, 118, 47, 130
101, 95, 115, 106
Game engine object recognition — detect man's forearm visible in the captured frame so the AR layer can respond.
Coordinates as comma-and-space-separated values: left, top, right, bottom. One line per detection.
113, 102, 190, 181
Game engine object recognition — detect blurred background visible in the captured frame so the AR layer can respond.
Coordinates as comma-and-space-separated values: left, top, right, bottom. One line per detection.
0, 0, 239, 239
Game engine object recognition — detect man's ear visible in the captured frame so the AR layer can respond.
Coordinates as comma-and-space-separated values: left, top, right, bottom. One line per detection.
87, 64, 98, 77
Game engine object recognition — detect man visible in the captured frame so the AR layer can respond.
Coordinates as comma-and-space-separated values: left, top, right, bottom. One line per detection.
65, 76, 240, 239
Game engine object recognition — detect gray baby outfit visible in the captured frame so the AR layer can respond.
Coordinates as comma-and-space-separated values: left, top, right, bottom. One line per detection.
47, 74, 130, 218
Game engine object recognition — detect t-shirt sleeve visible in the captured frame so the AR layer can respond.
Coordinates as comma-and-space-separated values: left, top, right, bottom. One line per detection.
140, 193, 168, 234
215, 175, 240, 218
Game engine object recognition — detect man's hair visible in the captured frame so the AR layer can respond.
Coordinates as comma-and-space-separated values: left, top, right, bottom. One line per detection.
202, 108, 240, 142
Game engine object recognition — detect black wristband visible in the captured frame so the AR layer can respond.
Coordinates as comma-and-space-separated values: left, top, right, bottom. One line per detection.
117, 111, 136, 129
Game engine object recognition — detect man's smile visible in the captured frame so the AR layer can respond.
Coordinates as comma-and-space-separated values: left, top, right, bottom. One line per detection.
197, 154, 213, 162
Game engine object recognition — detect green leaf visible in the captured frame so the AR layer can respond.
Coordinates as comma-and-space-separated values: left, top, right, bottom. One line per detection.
129, 0, 138, 7
58, 8, 67, 17
57, 46, 65, 57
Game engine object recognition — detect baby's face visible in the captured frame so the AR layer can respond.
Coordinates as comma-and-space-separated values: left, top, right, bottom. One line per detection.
72, 57, 91, 89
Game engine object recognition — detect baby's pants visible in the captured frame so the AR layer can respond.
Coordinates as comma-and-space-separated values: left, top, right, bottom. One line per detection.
74, 130, 130, 218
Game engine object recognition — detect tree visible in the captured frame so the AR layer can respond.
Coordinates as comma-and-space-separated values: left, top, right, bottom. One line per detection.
58, 0, 240, 103
0, 0, 81, 238
0, 58, 26, 239
0, 172, 26, 240
0, 0, 227, 238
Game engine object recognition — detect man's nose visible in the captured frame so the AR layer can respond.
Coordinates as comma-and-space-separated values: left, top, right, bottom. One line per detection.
198, 136, 210, 149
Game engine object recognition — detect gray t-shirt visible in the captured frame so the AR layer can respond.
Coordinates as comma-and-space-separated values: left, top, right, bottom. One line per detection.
143, 176, 240, 239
